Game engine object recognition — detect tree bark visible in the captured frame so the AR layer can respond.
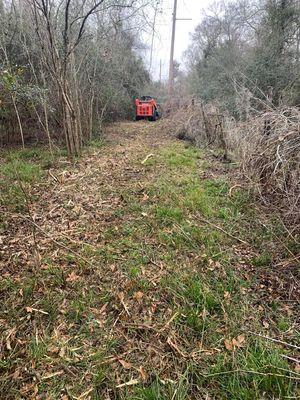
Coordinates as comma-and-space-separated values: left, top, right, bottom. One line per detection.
12, 94, 25, 149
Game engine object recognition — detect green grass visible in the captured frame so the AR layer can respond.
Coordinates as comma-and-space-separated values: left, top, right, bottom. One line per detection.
0, 147, 55, 211
1, 159, 42, 183
251, 252, 272, 267
0, 158, 43, 210
87, 137, 106, 149
198, 342, 296, 399
3, 146, 68, 168
155, 205, 184, 226
1, 138, 298, 399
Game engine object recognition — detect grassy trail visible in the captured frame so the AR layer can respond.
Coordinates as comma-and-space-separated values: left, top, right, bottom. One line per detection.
0, 122, 299, 399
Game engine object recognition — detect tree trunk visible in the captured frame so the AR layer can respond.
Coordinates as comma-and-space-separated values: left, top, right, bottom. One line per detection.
12, 94, 25, 149
60, 77, 81, 158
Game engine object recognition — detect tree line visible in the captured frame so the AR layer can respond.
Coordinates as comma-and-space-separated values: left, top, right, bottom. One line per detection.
184, 0, 300, 116
0, 0, 150, 156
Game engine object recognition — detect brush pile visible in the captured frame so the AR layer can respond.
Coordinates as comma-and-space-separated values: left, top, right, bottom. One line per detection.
162, 101, 228, 158
164, 102, 300, 229
231, 107, 300, 228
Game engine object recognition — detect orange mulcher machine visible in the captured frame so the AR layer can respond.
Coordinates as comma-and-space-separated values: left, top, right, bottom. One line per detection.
135, 96, 160, 121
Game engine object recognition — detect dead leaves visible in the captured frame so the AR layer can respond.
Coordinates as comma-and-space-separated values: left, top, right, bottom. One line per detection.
20, 382, 39, 397
224, 335, 246, 351
2, 121, 299, 398
117, 291, 130, 315
133, 291, 144, 302
139, 366, 147, 381
262, 320, 270, 329
223, 291, 231, 303
66, 271, 80, 283
118, 359, 132, 369
5, 327, 16, 351
232, 335, 245, 348
118, 360, 147, 384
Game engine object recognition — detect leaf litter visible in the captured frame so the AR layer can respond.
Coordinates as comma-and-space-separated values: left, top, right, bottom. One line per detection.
0, 121, 299, 398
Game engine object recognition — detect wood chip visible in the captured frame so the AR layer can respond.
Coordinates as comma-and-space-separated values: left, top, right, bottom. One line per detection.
133, 291, 144, 301
77, 387, 93, 399
167, 337, 187, 358
25, 307, 49, 315
141, 153, 154, 164
118, 359, 132, 369
41, 370, 64, 380
139, 366, 147, 381
116, 378, 139, 388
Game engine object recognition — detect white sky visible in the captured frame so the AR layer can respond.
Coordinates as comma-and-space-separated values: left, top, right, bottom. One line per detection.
143, 0, 214, 81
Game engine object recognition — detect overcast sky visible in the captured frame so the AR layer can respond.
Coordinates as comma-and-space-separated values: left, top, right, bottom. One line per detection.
144, 0, 214, 81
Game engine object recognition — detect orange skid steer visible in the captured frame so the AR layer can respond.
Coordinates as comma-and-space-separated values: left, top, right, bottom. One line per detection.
135, 96, 160, 121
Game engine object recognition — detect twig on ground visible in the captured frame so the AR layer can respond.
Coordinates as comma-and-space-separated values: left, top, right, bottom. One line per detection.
160, 312, 179, 332
228, 184, 243, 196
48, 170, 60, 182
201, 369, 300, 380
117, 292, 130, 316
141, 153, 154, 164
281, 354, 300, 364
195, 214, 248, 245
247, 331, 300, 350
99, 349, 137, 365
41, 370, 64, 381
123, 323, 159, 332
76, 387, 93, 399
14, 214, 95, 267
116, 379, 139, 388
167, 337, 187, 358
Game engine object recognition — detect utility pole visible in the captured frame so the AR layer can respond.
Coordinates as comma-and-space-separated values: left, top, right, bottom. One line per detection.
168, 0, 192, 97
168, 0, 177, 97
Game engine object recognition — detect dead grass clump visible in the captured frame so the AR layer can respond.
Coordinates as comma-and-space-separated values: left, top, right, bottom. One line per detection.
164, 102, 299, 230
161, 101, 228, 158
229, 107, 300, 229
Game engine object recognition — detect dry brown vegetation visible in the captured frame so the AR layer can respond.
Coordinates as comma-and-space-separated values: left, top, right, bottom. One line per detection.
162, 102, 300, 235
230, 107, 300, 231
